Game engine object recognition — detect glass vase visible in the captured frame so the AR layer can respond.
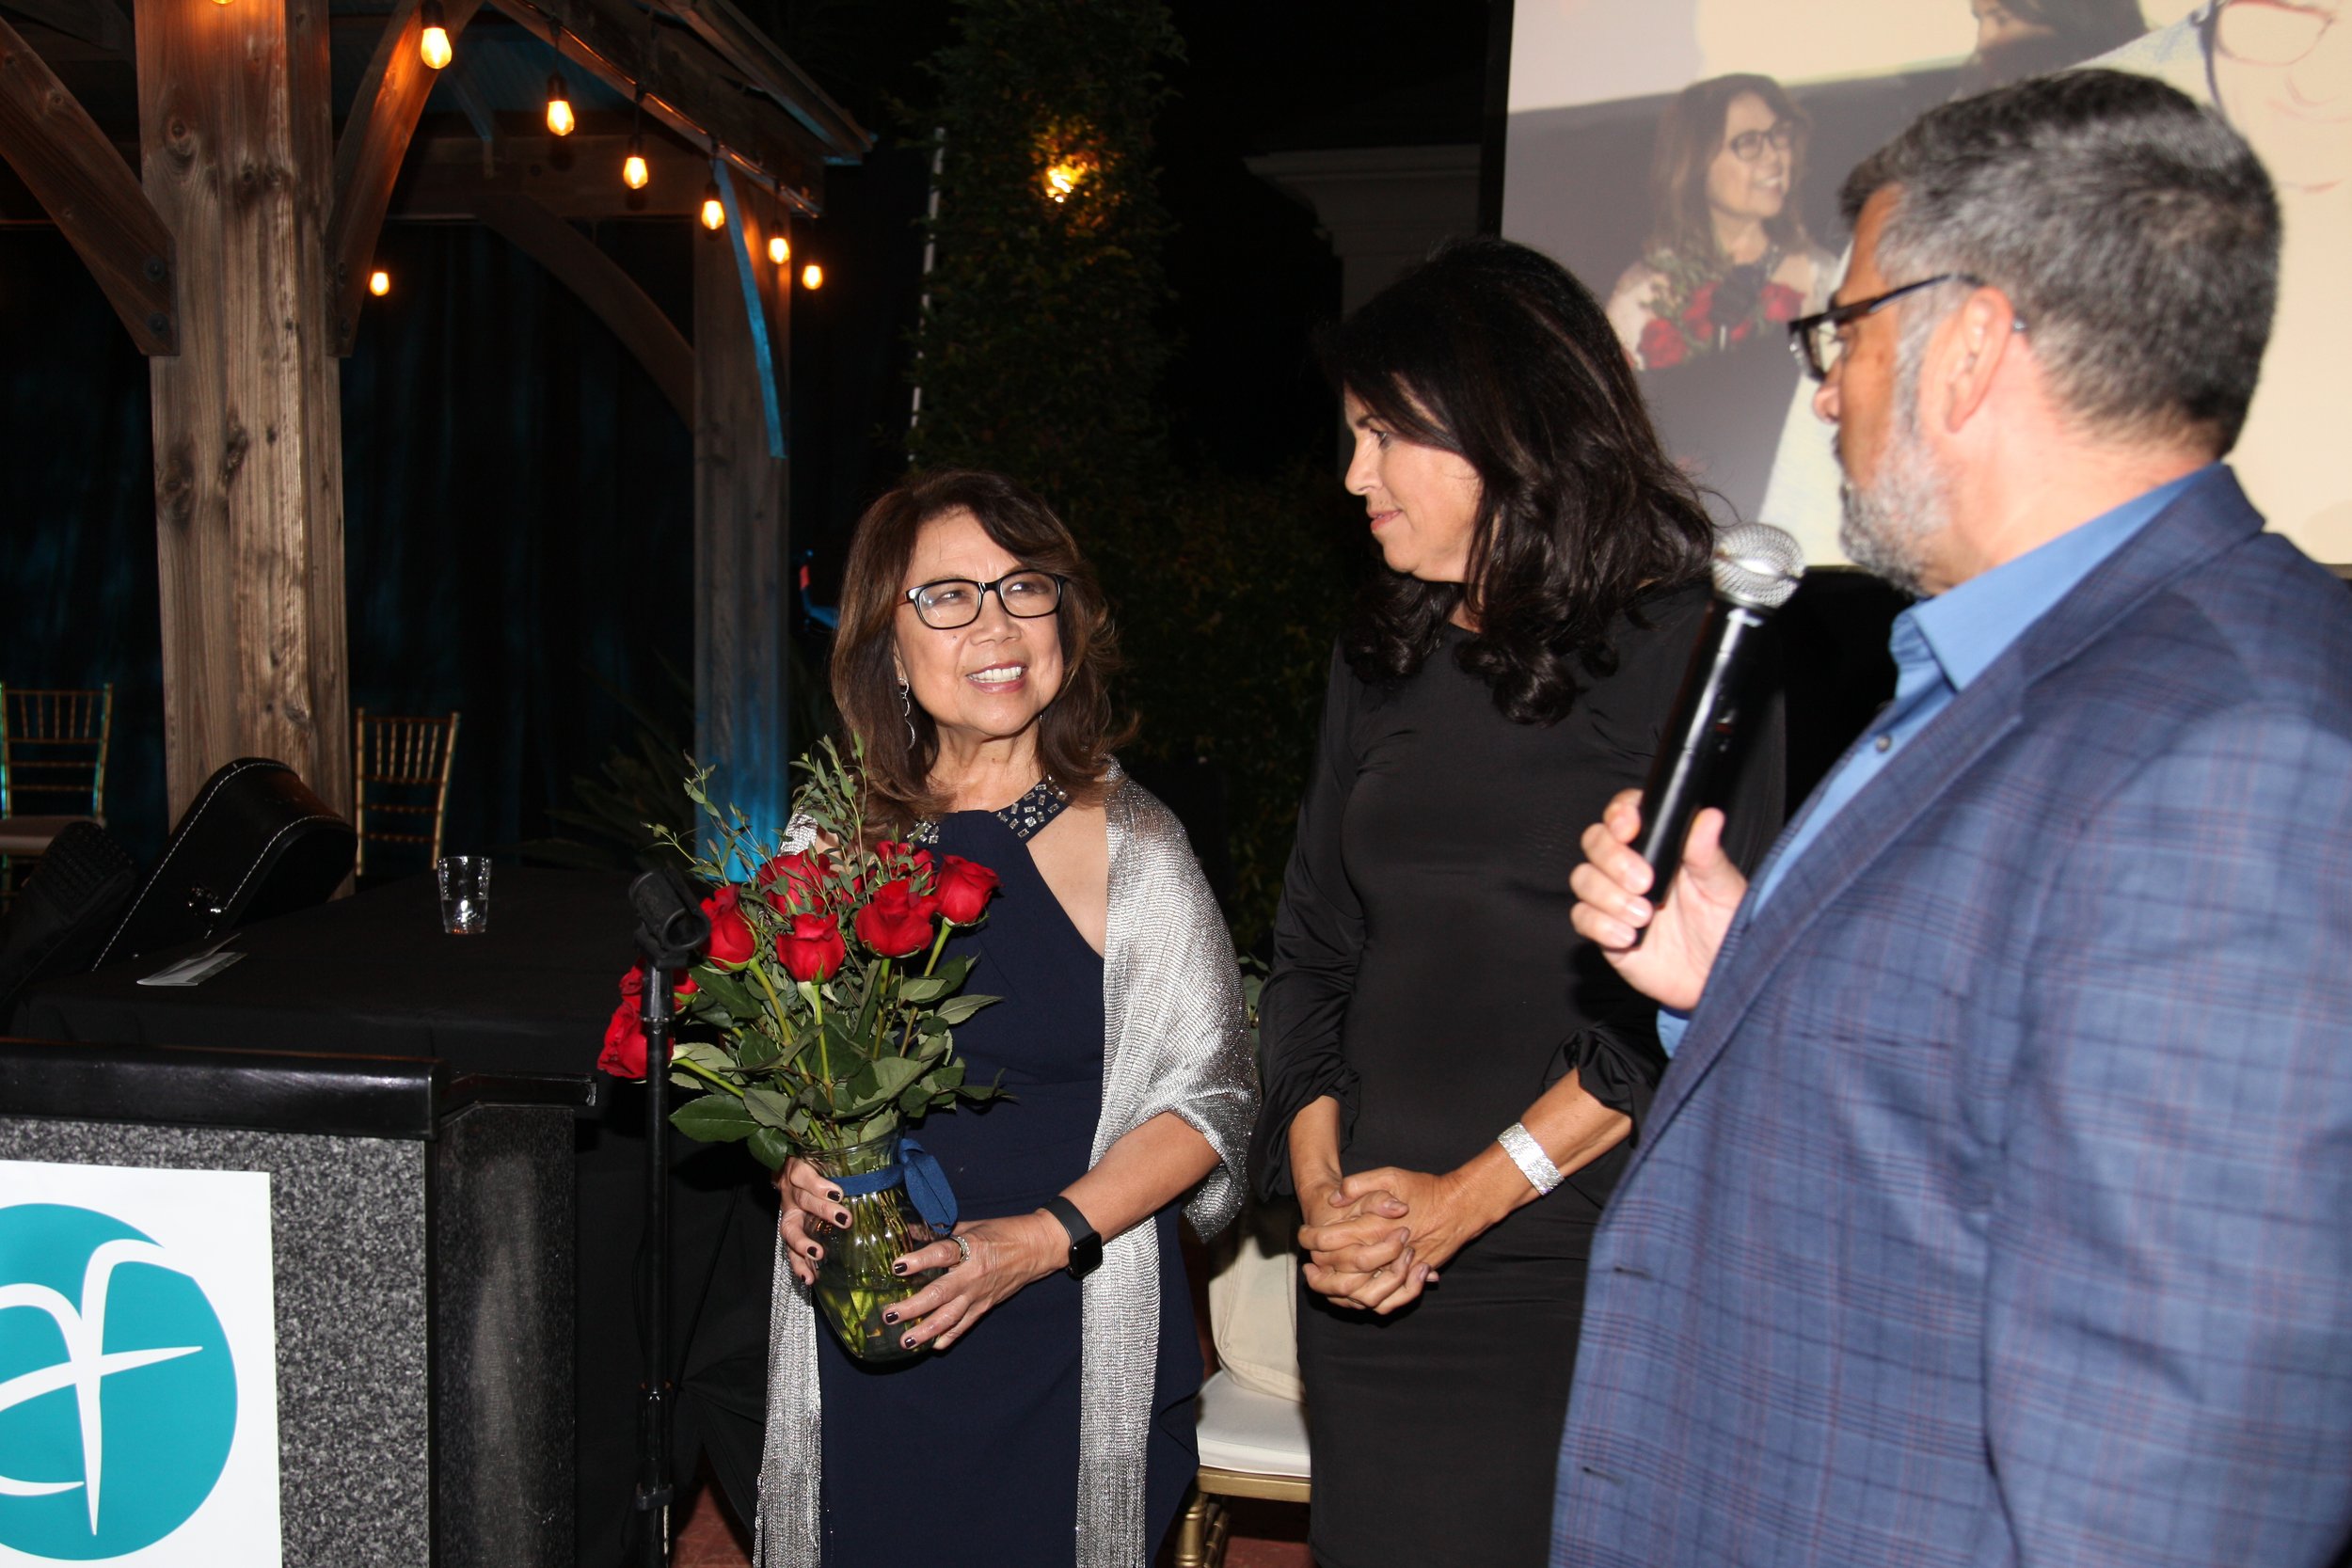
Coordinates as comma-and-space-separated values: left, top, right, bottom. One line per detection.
807, 1130, 944, 1363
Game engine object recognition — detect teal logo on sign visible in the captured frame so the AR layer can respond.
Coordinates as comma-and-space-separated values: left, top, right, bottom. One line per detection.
0, 1203, 238, 1560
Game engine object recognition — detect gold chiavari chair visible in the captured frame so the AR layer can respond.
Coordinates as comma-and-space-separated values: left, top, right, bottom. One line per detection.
0, 684, 114, 911
353, 708, 461, 879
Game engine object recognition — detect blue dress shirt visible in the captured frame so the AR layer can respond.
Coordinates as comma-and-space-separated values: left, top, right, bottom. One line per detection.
1658, 467, 2210, 1056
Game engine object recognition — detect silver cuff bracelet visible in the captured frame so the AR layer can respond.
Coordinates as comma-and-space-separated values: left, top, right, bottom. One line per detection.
1499, 1120, 1563, 1196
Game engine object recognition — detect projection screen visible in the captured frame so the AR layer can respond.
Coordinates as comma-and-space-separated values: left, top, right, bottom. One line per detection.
1502, 0, 2349, 563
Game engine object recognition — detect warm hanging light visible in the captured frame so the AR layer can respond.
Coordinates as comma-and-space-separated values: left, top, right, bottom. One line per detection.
622, 90, 649, 191
800, 262, 824, 291
768, 234, 790, 265
545, 72, 575, 136
701, 181, 725, 231
418, 0, 453, 69
369, 269, 391, 297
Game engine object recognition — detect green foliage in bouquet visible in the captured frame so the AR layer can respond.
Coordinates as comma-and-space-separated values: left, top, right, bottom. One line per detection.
619, 741, 1008, 1167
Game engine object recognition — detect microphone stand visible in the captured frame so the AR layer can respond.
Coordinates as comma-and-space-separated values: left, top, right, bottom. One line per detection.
630, 871, 709, 1568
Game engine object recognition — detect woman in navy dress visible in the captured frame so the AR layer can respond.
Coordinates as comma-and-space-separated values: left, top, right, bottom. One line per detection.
757, 469, 1256, 1567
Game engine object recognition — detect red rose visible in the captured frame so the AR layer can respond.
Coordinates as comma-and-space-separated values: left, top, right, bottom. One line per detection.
1679, 281, 1718, 333
872, 840, 936, 883
1760, 282, 1805, 324
935, 855, 1000, 926
756, 849, 833, 912
1639, 317, 1686, 370
617, 962, 696, 1006
854, 877, 940, 958
701, 884, 757, 967
1727, 317, 1755, 344
598, 1000, 647, 1079
776, 911, 849, 982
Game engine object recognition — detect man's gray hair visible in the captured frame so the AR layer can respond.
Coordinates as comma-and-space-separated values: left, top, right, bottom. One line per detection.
1840, 70, 2279, 456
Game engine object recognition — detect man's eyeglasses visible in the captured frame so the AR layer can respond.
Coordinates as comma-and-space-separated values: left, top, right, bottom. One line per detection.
901, 570, 1067, 629
2211, 0, 2338, 67
1726, 122, 1799, 163
1787, 273, 2015, 381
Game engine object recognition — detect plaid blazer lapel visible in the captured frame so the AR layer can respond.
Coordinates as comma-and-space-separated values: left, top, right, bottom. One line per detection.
1623, 673, 2026, 1172
1622, 467, 2263, 1181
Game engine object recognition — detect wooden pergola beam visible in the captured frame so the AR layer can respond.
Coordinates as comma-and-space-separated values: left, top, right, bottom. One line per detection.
0, 10, 176, 353
661, 0, 866, 159
2, 0, 131, 57
462, 190, 693, 424
486, 0, 823, 214
326, 0, 485, 355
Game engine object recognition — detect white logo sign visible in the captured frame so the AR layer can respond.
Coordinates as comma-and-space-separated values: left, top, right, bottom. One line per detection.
0, 1163, 280, 1566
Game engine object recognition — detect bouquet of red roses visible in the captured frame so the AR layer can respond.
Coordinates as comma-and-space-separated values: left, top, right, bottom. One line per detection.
598, 740, 1005, 1167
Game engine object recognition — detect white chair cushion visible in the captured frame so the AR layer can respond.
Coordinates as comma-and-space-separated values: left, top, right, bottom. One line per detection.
1196, 1369, 1311, 1481
1207, 1198, 1304, 1402
0, 816, 98, 855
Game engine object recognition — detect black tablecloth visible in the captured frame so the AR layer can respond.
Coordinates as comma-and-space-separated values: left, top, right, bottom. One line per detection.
16, 867, 772, 1568
17, 867, 642, 1071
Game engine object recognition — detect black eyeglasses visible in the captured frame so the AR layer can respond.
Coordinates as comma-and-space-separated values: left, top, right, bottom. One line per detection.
1788, 273, 2021, 380
1726, 122, 1798, 163
901, 570, 1066, 629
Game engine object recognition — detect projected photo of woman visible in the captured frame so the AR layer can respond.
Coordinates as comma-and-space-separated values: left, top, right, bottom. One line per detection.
1605, 74, 1836, 519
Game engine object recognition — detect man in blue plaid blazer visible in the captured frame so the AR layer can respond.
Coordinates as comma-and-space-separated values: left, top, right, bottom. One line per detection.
1557, 72, 2352, 1567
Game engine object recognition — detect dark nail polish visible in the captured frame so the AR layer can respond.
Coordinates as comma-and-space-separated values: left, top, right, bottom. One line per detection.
882, 1310, 898, 1323
892, 1261, 907, 1275
902, 1335, 916, 1349
827, 1190, 842, 1202
836, 1212, 851, 1227
806, 1245, 820, 1258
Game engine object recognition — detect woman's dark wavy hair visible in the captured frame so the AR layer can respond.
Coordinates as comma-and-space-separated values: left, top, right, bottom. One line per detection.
833, 468, 1126, 833
1330, 237, 1716, 725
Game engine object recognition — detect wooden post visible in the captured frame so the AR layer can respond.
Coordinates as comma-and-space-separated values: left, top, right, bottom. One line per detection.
137, 0, 350, 819
692, 181, 791, 842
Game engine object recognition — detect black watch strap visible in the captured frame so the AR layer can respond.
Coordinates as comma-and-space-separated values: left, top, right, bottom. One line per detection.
1040, 1195, 1104, 1279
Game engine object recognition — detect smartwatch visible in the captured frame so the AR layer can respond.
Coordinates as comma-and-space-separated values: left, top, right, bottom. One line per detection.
1039, 1195, 1104, 1279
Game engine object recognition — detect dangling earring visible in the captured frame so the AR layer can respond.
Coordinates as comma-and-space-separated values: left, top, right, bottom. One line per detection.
898, 677, 917, 752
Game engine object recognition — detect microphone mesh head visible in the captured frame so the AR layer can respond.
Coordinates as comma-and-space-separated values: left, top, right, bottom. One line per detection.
1711, 522, 1805, 610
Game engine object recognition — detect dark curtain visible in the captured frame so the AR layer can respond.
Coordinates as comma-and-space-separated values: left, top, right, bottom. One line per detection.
0, 220, 696, 876
0, 231, 167, 867
342, 219, 694, 869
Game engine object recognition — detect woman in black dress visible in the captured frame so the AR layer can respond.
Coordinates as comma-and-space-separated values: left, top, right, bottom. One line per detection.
756, 470, 1256, 1566
1250, 238, 1782, 1567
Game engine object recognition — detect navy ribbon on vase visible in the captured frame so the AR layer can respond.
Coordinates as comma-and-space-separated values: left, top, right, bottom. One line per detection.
831, 1137, 961, 1233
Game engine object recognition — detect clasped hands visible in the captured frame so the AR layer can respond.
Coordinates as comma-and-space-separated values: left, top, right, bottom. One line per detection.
1296, 1164, 1492, 1315
778, 1157, 1065, 1353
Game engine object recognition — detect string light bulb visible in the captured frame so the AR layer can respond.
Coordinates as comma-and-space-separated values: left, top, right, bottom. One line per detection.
701, 181, 725, 232
801, 262, 824, 291
418, 0, 453, 69
768, 234, 790, 265
545, 72, 575, 137
369, 269, 390, 297
622, 89, 649, 192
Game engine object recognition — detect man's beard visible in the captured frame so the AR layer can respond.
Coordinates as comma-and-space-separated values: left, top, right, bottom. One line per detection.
1836, 380, 1949, 597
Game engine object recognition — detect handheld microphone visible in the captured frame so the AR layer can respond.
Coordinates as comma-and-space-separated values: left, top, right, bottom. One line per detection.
1630, 522, 1804, 910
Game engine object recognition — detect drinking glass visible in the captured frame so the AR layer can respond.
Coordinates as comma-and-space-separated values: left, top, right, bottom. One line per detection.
436, 856, 491, 935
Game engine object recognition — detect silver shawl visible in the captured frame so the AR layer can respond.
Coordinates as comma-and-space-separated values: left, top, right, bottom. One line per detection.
755, 774, 1258, 1567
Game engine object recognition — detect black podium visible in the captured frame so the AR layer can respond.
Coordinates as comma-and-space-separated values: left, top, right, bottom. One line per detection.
0, 1037, 594, 1568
